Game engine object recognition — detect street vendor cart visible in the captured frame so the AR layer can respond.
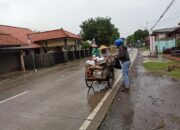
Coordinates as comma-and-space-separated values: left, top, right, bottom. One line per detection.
85, 57, 114, 88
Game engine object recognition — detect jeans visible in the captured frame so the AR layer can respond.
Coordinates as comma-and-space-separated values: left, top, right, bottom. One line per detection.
121, 60, 131, 88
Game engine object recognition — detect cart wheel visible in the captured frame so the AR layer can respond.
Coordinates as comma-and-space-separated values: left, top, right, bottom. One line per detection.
107, 69, 114, 89
85, 73, 94, 88
85, 79, 93, 88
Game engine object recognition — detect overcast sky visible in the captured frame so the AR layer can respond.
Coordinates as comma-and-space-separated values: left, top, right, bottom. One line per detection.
0, 0, 180, 37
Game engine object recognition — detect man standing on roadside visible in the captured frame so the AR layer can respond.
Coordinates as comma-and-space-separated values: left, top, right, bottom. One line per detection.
115, 38, 131, 92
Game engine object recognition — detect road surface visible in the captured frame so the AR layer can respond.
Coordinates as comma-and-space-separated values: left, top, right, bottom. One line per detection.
99, 52, 180, 130
0, 49, 136, 130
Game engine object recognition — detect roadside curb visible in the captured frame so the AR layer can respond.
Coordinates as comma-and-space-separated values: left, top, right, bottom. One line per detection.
79, 49, 138, 130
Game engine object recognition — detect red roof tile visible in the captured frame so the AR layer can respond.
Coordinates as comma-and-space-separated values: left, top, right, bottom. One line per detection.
0, 33, 26, 46
0, 25, 33, 43
29, 29, 81, 42
63, 30, 82, 39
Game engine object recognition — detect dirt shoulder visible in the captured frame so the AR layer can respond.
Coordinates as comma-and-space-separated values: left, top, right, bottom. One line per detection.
99, 51, 180, 130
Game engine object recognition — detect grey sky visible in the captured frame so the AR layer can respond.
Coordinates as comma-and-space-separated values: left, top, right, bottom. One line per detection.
0, 0, 180, 37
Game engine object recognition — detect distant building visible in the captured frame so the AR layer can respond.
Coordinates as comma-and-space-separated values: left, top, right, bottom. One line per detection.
152, 27, 177, 53
28, 29, 82, 53
0, 25, 43, 73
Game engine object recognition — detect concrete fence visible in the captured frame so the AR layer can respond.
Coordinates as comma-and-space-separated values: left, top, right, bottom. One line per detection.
24, 50, 91, 70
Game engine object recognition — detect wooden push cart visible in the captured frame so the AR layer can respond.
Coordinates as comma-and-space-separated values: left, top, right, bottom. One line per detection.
85, 59, 115, 88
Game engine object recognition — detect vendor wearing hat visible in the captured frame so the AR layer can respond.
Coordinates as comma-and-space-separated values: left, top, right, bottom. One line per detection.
91, 44, 100, 57
99, 45, 110, 58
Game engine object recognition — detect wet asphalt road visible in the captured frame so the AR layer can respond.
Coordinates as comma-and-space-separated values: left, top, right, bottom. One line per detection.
0, 50, 136, 130
0, 59, 102, 130
99, 52, 180, 130
0, 61, 122, 130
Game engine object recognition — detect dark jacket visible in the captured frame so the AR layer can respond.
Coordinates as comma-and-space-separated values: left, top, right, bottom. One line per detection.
117, 46, 130, 63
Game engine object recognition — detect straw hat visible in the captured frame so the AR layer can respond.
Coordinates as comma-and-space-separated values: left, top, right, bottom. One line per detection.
99, 45, 109, 50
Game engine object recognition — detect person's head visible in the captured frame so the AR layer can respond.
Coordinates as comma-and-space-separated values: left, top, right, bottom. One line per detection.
92, 44, 98, 48
114, 38, 124, 48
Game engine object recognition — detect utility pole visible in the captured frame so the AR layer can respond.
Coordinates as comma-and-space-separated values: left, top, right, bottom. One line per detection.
146, 21, 149, 31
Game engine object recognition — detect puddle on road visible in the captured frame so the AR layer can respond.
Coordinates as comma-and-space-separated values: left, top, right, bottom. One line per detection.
99, 53, 180, 130
143, 54, 171, 63
86, 83, 108, 112
85, 69, 121, 113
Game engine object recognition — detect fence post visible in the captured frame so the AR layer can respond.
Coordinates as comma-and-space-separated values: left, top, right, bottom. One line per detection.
20, 50, 25, 72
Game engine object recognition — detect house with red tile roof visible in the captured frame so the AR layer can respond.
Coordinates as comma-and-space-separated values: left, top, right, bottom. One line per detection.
28, 28, 82, 53
0, 32, 26, 73
0, 25, 32, 43
0, 25, 42, 49
0, 25, 82, 73
0, 25, 41, 73
0, 33, 25, 46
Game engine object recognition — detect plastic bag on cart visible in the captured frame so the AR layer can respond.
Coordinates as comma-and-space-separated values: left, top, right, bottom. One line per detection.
93, 68, 108, 78
93, 70, 102, 78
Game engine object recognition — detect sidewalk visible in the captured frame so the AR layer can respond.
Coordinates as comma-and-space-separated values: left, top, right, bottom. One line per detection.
99, 52, 180, 130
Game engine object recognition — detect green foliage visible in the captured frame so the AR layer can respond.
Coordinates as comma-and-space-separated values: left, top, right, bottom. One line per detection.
134, 29, 149, 42
143, 30, 149, 37
143, 62, 169, 71
82, 41, 90, 49
143, 61, 180, 79
80, 17, 120, 46
126, 35, 134, 45
127, 29, 149, 45
176, 39, 180, 47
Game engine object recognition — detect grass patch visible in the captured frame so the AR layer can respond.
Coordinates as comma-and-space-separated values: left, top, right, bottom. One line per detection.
168, 69, 180, 78
143, 61, 180, 79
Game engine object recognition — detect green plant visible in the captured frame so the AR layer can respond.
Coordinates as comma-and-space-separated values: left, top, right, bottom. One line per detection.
176, 39, 180, 47
143, 61, 180, 79
82, 42, 90, 49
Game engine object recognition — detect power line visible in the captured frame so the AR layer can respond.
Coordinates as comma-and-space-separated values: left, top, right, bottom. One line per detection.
150, 0, 176, 31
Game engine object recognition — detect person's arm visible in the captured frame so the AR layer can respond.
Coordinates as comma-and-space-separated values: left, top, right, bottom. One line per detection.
97, 49, 100, 57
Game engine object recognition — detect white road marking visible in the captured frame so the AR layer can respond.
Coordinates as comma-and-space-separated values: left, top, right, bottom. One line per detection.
0, 91, 29, 104
79, 74, 122, 130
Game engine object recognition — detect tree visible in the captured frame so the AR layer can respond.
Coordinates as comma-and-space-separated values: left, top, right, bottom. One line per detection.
134, 29, 144, 42
126, 35, 134, 45
143, 30, 149, 37
127, 29, 149, 47
80, 17, 120, 46
82, 41, 90, 49
133, 29, 149, 42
